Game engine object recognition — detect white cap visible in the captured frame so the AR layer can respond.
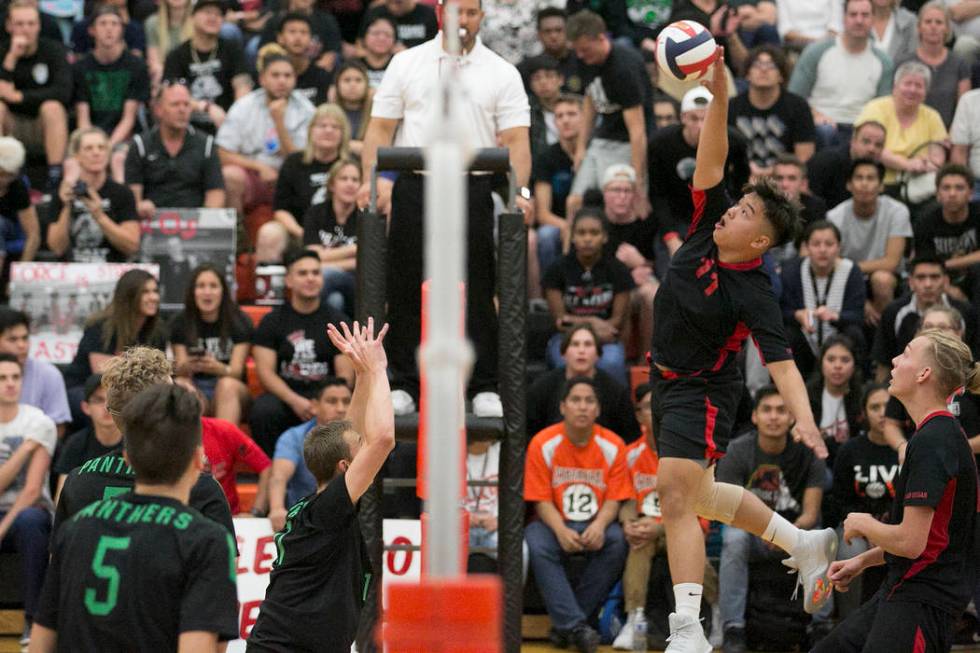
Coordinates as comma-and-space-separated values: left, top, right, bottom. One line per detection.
681, 86, 713, 114
601, 164, 637, 188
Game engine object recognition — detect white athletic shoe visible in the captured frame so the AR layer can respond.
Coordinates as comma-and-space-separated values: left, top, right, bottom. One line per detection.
612, 609, 639, 650
472, 391, 503, 418
665, 613, 712, 653
782, 527, 837, 614
391, 389, 416, 416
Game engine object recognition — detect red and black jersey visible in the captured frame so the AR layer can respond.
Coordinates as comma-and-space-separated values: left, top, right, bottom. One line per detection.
650, 183, 792, 376
884, 411, 979, 614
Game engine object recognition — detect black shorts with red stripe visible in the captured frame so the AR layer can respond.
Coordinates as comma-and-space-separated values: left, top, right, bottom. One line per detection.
812, 587, 955, 653
650, 367, 742, 461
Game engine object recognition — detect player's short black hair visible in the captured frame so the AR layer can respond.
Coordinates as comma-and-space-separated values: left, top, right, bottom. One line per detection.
861, 381, 889, 409
278, 11, 312, 32
753, 385, 782, 409
848, 157, 885, 183
122, 384, 202, 485
566, 9, 606, 40
802, 219, 841, 244
634, 382, 652, 405
304, 419, 355, 484
936, 162, 975, 190
571, 206, 608, 233
0, 352, 21, 369
559, 322, 603, 357
313, 376, 351, 400
561, 375, 598, 401
909, 253, 946, 275
536, 6, 566, 28
742, 178, 801, 248
0, 307, 29, 336
284, 247, 321, 270
83, 373, 104, 401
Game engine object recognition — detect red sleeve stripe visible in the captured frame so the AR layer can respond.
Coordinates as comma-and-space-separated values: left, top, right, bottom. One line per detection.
686, 186, 707, 239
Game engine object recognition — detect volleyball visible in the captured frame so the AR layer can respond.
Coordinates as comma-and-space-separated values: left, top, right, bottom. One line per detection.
655, 20, 720, 82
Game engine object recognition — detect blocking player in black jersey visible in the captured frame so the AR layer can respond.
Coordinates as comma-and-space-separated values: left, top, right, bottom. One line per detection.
52, 346, 235, 541
29, 383, 239, 652
817, 329, 980, 653
246, 319, 395, 653
647, 50, 837, 652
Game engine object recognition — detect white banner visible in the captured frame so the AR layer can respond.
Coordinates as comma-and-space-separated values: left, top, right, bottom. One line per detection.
8, 262, 159, 364
228, 517, 422, 651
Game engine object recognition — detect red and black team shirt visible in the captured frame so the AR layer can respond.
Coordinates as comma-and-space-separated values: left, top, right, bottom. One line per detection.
884, 411, 979, 613
650, 183, 792, 376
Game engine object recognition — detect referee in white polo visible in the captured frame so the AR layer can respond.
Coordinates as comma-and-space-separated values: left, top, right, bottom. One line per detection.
358, 0, 532, 419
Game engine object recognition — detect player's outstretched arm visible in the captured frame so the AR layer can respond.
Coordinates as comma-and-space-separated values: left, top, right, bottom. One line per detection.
327, 319, 396, 503
768, 359, 828, 459
692, 47, 729, 191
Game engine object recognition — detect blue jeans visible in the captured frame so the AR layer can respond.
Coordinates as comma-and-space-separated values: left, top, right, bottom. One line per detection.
546, 333, 628, 387
815, 122, 853, 152
537, 225, 562, 284
0, 507, 51, 621
469, 525, 529, 580
525, 519, 627, 631
718, 525, 785, 629
738, 23, 781, 48
321, 267, 355, 316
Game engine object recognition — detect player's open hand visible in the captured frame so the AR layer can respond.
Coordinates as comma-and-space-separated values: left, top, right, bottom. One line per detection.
792, 421, 827, 459
327, 318, 390, 375
700, 46, 727, 100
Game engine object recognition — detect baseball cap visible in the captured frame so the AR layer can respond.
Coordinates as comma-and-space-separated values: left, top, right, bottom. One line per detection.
192, 0, 226, 14
681, 86, 713, 114
601, 163, 637, 188
83, 374, 104, 401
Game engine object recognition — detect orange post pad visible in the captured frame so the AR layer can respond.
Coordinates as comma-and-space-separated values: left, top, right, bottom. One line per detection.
382, 576, 502, 653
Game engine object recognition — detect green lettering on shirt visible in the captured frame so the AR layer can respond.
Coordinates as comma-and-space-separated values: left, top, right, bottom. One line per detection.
102, 486, 129, 501
126, 504, 146, 524
141, 503, 159, 523
76, 502, 99, 519
115, 502, 133, 522
94, 500, 118, 521
273, 499, 308, 567
226, 534, 237, 583
155, 506, 175, 526
173, 512, 192, 530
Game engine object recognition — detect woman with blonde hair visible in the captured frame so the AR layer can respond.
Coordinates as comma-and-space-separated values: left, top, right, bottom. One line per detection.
145, 0, 194, 86
820, 326, 979, 653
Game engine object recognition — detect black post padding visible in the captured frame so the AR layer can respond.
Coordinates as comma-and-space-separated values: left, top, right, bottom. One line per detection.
376, 147, 511, 174
354, 209, 387, 653
496, 212, 527, 653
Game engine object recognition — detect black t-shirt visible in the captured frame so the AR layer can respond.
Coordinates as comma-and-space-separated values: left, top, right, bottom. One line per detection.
0, 177, 31, 222
358, 55, 390, 88
168, 309, 254, 379
162, 38, 248, 112
871, 295, 978, 367
49, 179, 138, 263
829, 433, 899, 524
274, 152, 335, 222
650, 183, 793, 375
913, 203, 980, 288
807, 144, 851, 209
64, 319, 167, 388
302, 202, 358, 249
728, 90, 816, 169
648, 125, 750, 238
532, 142, 574, 219
607, 217, 657, 263
583, 43, 652, 142
526, 367, 641, 442
73, 50, 150, 134
252, 302, 347, 394
518, 50, 586, 95
542, 253, 635, 321
0, 37, 72, 117
53, 427, 119, 476
247, 474, 367, 653
358, 3, 437, 48
37, 493, 239, 650
885, 391, 980, 445
125, 127, 225, 208
259, 10, 343, 60
294, 64, 332, 106
883, 412, 978, 614
52, 451, 236, 545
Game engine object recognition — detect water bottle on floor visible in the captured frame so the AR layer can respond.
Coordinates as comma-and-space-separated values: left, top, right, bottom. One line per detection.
632, 608, 647, 652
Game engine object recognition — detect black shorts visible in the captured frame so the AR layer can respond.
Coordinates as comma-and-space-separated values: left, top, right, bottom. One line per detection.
650, 368, 742, 461
812, 588, 955, 653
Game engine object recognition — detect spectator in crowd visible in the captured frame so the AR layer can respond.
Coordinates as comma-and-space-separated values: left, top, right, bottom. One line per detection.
170, 263, 253, 424
855, 61, 949, 187
258, 0, 342, 74
950, 87, 980, 196
869, 0, 917, 65
47, 127, 141, 264
533, 93, 580, 278
729, 45, 816, 179
772, 155, 827, 232
776, 0, 843, 48
565, 0, 634, 43
0, 352, 56, 647
780, 220, 867, 379
647, 86, 749, 276
806, 334, 864, 464
217, 43, 314, 225
517, 7, 584, 94
524, 376, 630, 652
249, 248, 353, 455
276, 12, 332, 106
357, 0, 437, 51
126, 81, 226, 217
69, 0, 146, 57
527, 323, 640, 442
716, 386, 826, 653
526, 54, 563, 159
0, 136, 39, 262
73, 4, 150, 181
465, 435, 514, 574
807, 120, 887, 209
544, 207, 634, 385
913, 164, 980, 303
871, 255, 977, 379
0, 307, 70, 436
303, 159, 360, 316
144, 0, 194, 86
0, 0, 71, 191
479, 0, 558, 66
330, 60, 371, 158
267, 376, 350, 530
273, 103, 350, 240
825, 382, 897, 616
732, 0, 782, 48
566, 10, 651, 219
52, 374, 119, 498
62, 269, 165, 423
896, 2, 970, 128
651, 93, 679, 131
357, 15, 395, 89
163, 0, 252, 132
788, 0, 894, 148
946, 0, 980, 63
827, 158, 912, 323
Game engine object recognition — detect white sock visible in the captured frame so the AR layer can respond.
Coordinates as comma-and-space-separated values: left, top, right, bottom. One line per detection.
673, 583, 702, 619
762, 512, 801, 554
